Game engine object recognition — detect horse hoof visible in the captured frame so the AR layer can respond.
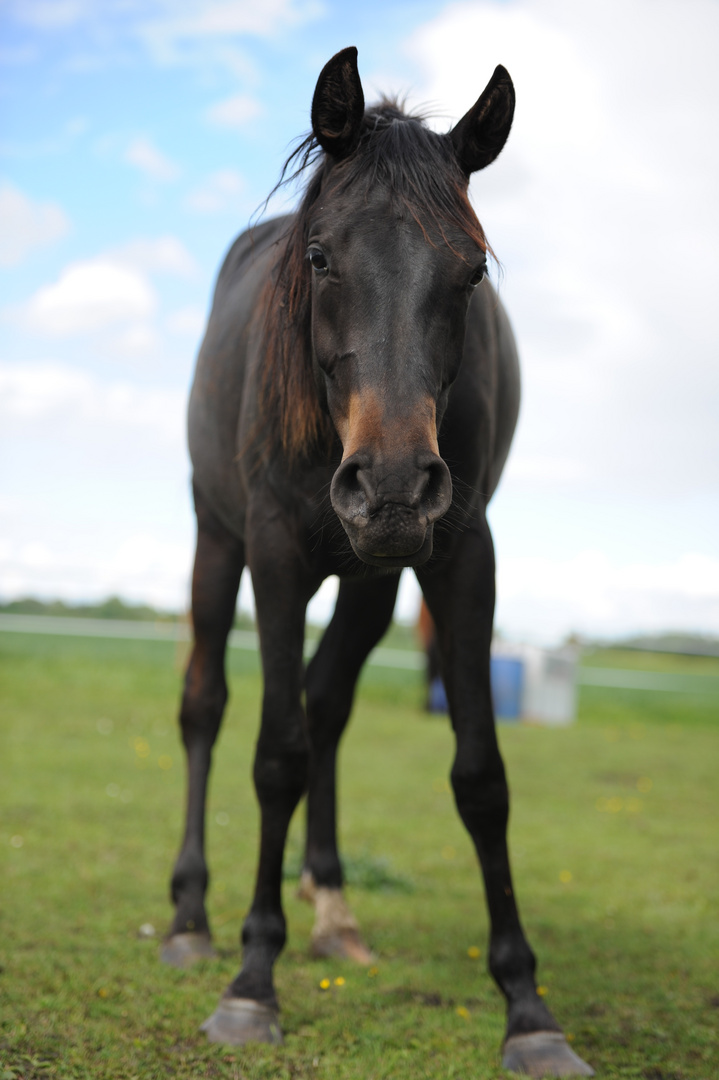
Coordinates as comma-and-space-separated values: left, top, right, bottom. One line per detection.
160, 931, 215, 968
311, 928, 374, 965
502, 1032, 595, 1077
201, 996, 283, 1045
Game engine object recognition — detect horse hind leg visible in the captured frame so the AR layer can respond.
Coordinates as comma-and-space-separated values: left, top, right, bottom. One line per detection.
161, 484, 244, 968
301, 574, 400, 964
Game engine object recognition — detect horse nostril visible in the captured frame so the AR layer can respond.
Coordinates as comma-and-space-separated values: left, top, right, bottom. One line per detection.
330, 455, 372, 523
418, 456, 453, 523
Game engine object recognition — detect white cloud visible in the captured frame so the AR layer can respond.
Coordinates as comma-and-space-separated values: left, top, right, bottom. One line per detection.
125, 136, 180, 181
0, 362, 192, 610
0, 362, 185, 447
112, 235, 197, 277
205, 94, 262, 129
407, 0, 719, 499
0, 182, 70, 266
184, 168, 245, 213
10, 236, 196, 341
495, 550, 719, 642
18, 258, 156, 336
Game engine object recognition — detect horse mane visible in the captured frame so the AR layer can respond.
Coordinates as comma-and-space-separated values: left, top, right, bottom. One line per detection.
259, 100, 492, 463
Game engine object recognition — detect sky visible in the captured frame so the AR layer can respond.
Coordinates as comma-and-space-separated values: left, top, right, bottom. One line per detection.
1, 0, 718, 644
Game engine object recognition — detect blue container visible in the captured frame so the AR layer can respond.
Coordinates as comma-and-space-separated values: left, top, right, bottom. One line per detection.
426, 658, 524, 720
490, 656, 524, 720
428, 676, 449, 714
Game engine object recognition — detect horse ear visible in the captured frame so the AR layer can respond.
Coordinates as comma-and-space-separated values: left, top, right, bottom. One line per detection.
311, 46, 365, 160
449, 65, 515, 175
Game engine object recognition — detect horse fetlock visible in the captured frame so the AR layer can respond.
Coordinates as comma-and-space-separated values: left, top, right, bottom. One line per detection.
227, 962, 280, 1010
171, 853, 209, 902
169, 892, 211, 940
241, 908, 286, 956
305, 847, 343, 890
489, 937, 538, 1001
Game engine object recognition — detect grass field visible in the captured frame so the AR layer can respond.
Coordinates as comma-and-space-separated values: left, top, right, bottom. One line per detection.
1, 629, 718, 1079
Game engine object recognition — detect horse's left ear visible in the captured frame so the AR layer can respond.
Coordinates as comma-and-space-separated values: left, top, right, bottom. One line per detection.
449, 65, 515, 175
311, 46, 365, 160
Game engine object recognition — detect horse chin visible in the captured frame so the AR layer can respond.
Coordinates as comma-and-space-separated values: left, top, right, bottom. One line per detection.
349, 529, 434, 569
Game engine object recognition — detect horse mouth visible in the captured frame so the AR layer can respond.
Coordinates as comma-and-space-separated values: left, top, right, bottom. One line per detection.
347, 527, 435, 569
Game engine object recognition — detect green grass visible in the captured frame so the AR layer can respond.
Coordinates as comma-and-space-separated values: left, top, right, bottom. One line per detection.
1, 631, 718, 1079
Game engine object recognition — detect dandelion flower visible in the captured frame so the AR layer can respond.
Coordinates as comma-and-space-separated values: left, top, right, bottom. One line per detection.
456, 1006, 469, 1019
334, 977, 345, 987
467, 946, 480, 959
319, 978, 330, 990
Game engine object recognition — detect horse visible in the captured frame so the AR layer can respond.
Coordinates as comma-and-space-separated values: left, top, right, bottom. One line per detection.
162, 46, 594, 1078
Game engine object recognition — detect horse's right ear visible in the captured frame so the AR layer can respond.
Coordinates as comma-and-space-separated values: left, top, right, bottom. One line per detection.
311, 46, 365, 160
449, 65, 515, 175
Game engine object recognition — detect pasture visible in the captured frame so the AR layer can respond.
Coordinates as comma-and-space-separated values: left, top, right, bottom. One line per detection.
1, 628, 717, 1079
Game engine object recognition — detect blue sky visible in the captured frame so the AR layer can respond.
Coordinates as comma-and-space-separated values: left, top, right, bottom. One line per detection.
2, 0, 718, 642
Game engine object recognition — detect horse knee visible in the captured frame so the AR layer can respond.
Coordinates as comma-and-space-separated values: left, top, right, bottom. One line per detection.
451, 768, 510, 837
242, 908, 286, 955
253, 727, 309, 811
304, 674, 353, 744
180, 654, 227, 744
489, 933, 537, 990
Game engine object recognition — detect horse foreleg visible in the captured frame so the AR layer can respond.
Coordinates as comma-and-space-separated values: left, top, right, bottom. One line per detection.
162, 484, 245, 967
202, 508, 312, 1045
418, 519, 594, 1078
301, 574, 400, 963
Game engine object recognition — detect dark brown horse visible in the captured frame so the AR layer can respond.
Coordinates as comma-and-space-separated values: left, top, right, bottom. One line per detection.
162, 47, 594, 1077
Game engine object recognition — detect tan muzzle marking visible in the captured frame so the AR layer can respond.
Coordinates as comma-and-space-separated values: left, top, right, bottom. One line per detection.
338, 389, 439, 460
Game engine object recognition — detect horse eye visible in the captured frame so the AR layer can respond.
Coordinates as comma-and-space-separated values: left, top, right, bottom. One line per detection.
308, 249, 329, 275
468, 264, 486, 289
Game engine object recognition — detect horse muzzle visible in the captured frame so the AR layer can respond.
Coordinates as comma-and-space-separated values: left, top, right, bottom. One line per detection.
330, 451, 452, 568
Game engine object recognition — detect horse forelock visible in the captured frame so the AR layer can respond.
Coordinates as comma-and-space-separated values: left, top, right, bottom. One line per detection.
258, 101, 490, 464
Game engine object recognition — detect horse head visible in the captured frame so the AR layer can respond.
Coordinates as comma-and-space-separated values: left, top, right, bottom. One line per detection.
305, 48, 515, 568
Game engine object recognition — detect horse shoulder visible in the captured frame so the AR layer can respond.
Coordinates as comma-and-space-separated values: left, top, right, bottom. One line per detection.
484, 286, 521, 498
435, 283, 520, 510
